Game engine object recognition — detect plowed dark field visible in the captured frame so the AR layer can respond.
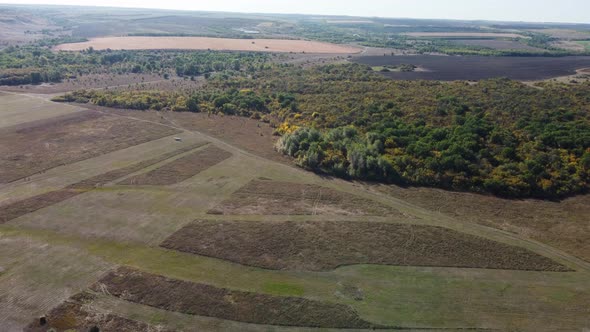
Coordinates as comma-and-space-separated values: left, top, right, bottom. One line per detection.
353, 55, 590, 81
91, 267, 378, 329
161, 220, 570, 272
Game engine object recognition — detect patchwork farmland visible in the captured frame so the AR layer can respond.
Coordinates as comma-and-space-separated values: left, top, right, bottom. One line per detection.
1, 91, 589, 332
1, 4, 590, 332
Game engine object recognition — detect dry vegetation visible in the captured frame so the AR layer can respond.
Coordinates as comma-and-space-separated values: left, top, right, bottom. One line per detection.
209, 178, 404, 216
374, 184, 590, 262
161, 219, 570, 271
0, 73, 174, 94
81, 106, 289, 163
24, 293, 168, 332
91, 267, 378, 329
119, 145, 231, 185
0, 110, 180, 183
55, 37, 362, 54
0, 143, 205, 223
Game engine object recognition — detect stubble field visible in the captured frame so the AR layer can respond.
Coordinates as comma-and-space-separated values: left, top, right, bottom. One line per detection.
54, 36, 362, 54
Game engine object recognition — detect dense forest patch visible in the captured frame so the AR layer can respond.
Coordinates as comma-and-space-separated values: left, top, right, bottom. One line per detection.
63, 63, 590, 198
161, 219, 570, 271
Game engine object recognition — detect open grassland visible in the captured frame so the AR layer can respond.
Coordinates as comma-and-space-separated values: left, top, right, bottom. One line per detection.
54, 37, 362, 54
119, 145, 232, 186
162, 219, 568, 271
0, 92, 78, 128
0, 110, 179, 183
0, 236, 112, 330
0, 142, 206, 224
210, 178, 405, 216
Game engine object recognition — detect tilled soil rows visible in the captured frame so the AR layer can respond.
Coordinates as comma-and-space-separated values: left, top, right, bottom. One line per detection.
91, 267, 379, 329
210, 178, 405, 216
162, 219, 571, 272
119, 145, 232, 185
0, 111, 180, 183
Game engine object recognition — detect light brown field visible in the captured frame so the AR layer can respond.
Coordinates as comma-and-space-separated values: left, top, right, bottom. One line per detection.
54, 37, 362, 54
401, 32, 526, 38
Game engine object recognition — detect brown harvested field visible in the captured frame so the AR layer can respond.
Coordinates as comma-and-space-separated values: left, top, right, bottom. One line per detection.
24, 293, 168, 332
119, 145, 231, 186
209, 178, 404, 216
401, 32, 526, 38
161, 220, 569, 272
0, 110, 180, 183
0, 142, 206, 224
54, 37, 362, 54
373, 184, 590, 263
91, 266, 377, 329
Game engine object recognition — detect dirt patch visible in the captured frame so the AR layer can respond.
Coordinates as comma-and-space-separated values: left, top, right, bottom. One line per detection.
0, 110, 180, 183
119, 145, 231, 185
0, 143, 205, 224
161, 219, 569, 272
373, 184, 590, 263
24, 292, 168, 332
91, 266, 378, 329
55, 37, 361, 54
209, 179, 403, 216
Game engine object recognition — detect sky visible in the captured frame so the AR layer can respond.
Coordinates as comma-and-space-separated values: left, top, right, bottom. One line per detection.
1, 0, 589, 24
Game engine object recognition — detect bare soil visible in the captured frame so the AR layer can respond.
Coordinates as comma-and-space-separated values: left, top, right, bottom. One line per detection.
0, 110, 180, 183
91, 266, 378, 329
0, 143, 205, 223
209, 178, 404, 216
119, 145, 231, 185
24, 293, 168, 332
55, 37, 362, 54
161, 219, 569, 272
373, 183, 590, 263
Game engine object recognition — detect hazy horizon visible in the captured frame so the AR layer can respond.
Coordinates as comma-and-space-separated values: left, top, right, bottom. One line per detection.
1, 0, 590, 24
